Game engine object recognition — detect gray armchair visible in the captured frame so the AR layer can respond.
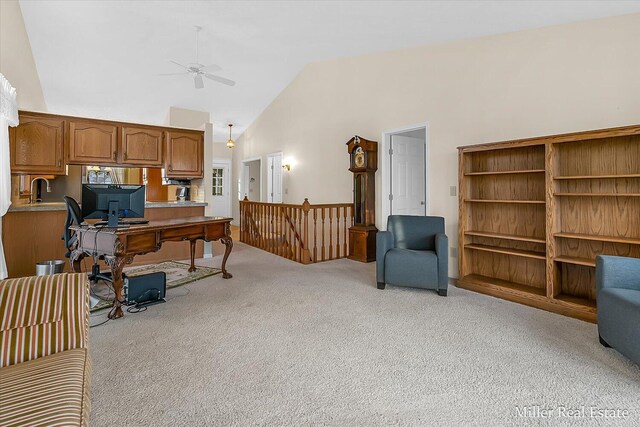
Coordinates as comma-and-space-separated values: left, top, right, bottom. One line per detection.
596, 255, 640, 365
376, 215, 448, 295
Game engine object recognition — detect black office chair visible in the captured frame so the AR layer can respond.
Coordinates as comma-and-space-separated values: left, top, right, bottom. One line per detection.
62, 196, 82, 258
62, 196, 112, 285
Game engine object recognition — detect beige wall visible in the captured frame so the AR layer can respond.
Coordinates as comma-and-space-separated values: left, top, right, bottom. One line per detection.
0, 0, 46, 110
233, 13, 640, 277
167, 106, 210, 131
212, 142, 233, 162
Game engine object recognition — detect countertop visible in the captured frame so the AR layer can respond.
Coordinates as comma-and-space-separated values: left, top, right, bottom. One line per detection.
8, 201, 208, 212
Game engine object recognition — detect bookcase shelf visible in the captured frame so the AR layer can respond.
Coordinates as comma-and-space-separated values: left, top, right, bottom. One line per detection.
465, 244, 546, 260
553, 294, 597, 310
555, 232, 640, 245
465, 230, 546, 244
458, 125, 640, 323
465, 169, 545, 176
555, 173, 640, 180
555, 193, 640, 197
554, 256, 596, 268
459, 274, 546, 297
464, 199, 546, 204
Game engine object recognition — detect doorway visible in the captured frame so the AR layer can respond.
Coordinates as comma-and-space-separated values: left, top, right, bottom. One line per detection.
240, 158, 262, 201
381, 124, 429, 225
211, 160, 231, 217
266, 152, 283, 203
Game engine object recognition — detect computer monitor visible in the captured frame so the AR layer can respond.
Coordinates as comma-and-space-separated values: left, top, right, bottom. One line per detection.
82, 184, 145, 227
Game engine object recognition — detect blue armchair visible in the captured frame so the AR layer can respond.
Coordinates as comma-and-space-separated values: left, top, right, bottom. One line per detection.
596, 255, 640, 365
376, 215, 448, 295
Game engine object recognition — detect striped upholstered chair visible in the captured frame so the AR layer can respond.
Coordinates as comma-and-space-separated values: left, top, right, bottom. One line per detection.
0, 273, 91, 427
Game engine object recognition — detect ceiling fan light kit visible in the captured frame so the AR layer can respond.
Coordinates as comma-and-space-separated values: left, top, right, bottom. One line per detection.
162, 25, 236, 89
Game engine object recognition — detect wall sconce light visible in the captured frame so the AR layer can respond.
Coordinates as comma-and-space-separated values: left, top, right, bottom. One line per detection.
282, 163, 291, 171
226, 124, 235, 149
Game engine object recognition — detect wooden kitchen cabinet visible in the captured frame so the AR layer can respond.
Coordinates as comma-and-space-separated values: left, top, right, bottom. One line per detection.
10, 111, 204, 173
68, 120, 118, 164
120, 126, 163, 166
165, 130, 204, 178
9, 114, 66, 175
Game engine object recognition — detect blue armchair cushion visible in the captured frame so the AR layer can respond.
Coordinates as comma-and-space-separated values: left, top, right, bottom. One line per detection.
387, 215, 444, 251
385, 249, 439, 289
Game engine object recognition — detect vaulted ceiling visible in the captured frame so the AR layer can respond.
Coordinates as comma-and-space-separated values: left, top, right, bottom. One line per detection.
20, 0, 640, 140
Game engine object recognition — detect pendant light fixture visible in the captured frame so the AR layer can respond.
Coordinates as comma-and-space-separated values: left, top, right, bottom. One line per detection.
226, 124, 235, 149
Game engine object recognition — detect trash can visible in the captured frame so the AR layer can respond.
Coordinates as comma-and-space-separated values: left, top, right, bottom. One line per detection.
35, 260, 66, 276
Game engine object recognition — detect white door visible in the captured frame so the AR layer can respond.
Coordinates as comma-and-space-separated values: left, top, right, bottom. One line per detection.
242, 164, 250, 199
391, 135, 426, 215
212, 162, 230, 217
267, 153, 283, 203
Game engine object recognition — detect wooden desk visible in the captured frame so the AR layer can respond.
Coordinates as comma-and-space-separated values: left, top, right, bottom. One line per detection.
70, 216, 233, 319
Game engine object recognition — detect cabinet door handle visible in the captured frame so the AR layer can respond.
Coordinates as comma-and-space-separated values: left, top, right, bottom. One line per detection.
113, 151, 117, 161
169, 164, 173, 171
123, 153, 128, 161
58, 160, 62, 167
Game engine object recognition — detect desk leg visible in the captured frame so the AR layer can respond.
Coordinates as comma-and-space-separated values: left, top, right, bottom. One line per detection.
221, 236, 233, 279
69, 250, 84, 273
189, 240, 197, 272
105, 255, 132, 319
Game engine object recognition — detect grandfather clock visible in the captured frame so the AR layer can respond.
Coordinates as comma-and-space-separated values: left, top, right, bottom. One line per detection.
346, 135, 378, 262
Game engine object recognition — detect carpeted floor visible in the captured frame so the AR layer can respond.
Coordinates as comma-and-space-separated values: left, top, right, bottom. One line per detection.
89, 243, 640, 426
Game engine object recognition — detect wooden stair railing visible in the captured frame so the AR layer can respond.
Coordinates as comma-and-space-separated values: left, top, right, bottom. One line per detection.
239, 197, 353, 264
281, 206, 308, 261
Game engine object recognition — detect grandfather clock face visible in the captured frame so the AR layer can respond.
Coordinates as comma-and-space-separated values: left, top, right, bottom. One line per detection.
352, 145, 367, 224
354, 147, 365, 168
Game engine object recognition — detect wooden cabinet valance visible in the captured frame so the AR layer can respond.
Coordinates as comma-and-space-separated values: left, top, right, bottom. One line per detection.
9, 111, 203, 177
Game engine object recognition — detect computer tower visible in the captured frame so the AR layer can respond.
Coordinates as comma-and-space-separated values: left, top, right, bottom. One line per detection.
123, 271, 166, 307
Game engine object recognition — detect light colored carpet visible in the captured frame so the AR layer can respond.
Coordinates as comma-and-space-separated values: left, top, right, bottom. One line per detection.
89, 243, 640, 426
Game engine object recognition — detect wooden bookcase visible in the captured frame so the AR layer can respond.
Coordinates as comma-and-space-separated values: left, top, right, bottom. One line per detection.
458, 125, 640, 322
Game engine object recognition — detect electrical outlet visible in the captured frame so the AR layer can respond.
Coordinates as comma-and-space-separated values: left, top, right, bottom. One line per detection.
285, 188, 288, 195
450, 247, 458, 258
450, 186, 457, 197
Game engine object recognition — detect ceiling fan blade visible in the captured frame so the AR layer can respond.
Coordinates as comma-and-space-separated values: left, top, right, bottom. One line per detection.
169, 60, 189, 70
204, 73, 236, 86
158, 72, 188, 76
194, 74, 204, 89
202, 64, 222, 72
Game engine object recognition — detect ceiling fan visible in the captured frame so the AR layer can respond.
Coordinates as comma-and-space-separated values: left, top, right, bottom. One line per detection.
160, 26, 235, 89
